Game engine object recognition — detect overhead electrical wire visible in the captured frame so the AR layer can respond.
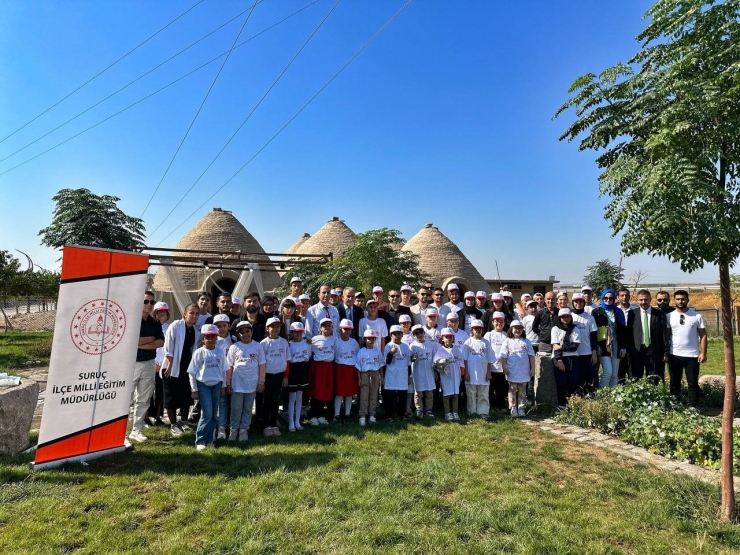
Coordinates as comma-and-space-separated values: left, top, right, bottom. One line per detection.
0, 0, 277, 166
140, 0, 260, 219
153, 0, 415, 246
0, 0, 204, 146
0, 1, 321, 179
145, 0, 342, 235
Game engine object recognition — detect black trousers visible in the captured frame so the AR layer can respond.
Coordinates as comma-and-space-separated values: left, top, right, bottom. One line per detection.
382, 389, 407, 419
668, 355, 700, 406
632, 346, 664, 384
578, 354, 597, 394
489, 373, 508, 410
262, 372, 284, 427
617, 356, 631, 383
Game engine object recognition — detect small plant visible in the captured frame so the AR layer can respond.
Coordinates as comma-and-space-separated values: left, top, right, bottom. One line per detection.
25, 336, 52, 361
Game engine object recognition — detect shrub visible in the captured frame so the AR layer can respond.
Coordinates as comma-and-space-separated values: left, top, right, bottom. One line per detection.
26, 336, 52, 360
556, 382, 740, 470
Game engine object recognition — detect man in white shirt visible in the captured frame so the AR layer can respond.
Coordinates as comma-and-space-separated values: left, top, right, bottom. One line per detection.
400, 284, 414, 308
283, 276, 303, 304
580, 285, 598, 313
667, 289, 707, 406
306, 285, 340, 338
440, 283, 464, 322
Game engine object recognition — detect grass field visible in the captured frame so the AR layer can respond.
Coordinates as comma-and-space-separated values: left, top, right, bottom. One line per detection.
0, 331, 53, 370
701, 338, 740, 376
2, 418, 739, 554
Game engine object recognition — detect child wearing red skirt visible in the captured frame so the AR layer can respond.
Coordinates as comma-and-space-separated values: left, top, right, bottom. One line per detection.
308, 317, 335, 425
334, 318, 360, 423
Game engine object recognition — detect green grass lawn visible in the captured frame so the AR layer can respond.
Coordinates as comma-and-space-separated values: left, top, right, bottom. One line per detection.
0, 331, 52, 370
2, 418, 739, 554
702, 338, 740, 376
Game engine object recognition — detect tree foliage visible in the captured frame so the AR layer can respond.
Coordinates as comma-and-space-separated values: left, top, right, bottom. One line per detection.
582, 259, 624, 297
555, 0, 740, 520
0, 250, 22, 298
277, 228, 427, 301
39, 188, 146, 251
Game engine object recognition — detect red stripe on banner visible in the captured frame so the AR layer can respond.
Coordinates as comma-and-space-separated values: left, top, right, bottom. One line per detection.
35, 416, 128, 465
60, 246, 148, 281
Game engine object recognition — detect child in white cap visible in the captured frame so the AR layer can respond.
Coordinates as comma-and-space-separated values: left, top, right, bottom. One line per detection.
260, 317, 291, 437
213, 314, 234, 440
462, 319, 495, 418
383, 325, 411, 421
334, 319, 359, 423
187, 324, 229, 450
484, 312, 509, 413
398, 314, 415, 416
149, 301, 170, 427
434, 328, 465, 421
226, 321, 265, 442
355, 329, 383, 425
309, 318, 335, 425
500, 320, 535, 417
410, 324, 436, 417
286, 321, 310, 431
423, 308, 441, 343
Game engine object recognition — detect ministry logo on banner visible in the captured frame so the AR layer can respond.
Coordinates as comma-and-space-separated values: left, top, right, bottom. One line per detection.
71, 299, 126, 355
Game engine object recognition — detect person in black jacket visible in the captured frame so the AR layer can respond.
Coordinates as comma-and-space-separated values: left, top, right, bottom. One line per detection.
627, 290, 669, 384
591, 289, 628, 388
337, 287, 363, 341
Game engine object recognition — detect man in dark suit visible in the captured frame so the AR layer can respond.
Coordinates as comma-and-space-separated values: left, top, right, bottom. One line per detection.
337, 287, 363, 341
628, 289, 669, 383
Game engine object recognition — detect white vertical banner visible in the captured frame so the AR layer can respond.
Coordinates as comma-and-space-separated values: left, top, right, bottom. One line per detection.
34, 246, 149, 470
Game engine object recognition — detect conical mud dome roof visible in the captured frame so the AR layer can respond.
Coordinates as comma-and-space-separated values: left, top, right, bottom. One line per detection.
295, 217, 355, 258
286, 233, 311, 254
401, 223, 491, 294
152, 208, 282, 293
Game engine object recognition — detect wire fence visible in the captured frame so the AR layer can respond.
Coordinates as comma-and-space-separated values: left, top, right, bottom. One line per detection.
1, 298, 57, 332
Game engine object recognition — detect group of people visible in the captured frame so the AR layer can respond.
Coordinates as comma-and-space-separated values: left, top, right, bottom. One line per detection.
128, 278, 707, 449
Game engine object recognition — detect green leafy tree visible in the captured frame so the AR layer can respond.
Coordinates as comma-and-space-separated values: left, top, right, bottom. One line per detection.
277, 228, 427, 299
556, 0, 740, 520
582, 259, 624, 298
0, 250, 21, 328
39, 188, 146, 251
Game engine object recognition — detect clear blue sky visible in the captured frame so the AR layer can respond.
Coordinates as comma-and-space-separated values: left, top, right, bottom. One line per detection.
0, 0, 722, 285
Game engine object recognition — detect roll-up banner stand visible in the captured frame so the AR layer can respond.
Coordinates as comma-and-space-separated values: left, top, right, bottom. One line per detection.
33, 245, 149, 470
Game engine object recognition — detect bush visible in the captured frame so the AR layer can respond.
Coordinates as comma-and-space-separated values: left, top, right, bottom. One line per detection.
556, 382, 740, 470
26, 336, 52, 360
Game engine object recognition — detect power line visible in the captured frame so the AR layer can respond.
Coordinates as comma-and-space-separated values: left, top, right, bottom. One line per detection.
0, 0, 204, 146
146, 0, 342, 237
0, 1, 273, 166
154, 0, 415, 247
140, 0, 260, 218
0, 2, 321, 179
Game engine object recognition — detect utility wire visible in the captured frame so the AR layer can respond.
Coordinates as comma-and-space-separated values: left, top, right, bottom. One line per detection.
0, 0, 204, 146
154, 0, 415, 246
141, 0, 260, 218
0, 2, 320, 179
0, 1, 275, 165
146, 0, 342, 236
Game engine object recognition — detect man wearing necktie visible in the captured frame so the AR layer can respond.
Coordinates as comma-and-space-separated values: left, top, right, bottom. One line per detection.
307, 284, 340, 338
628, 289, 669, 383
337, 287, 362, 341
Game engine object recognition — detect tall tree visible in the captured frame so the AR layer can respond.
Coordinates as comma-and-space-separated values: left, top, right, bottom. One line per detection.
277, 228, 427, 300
556, 0, 740, 520
582, 259, 624, 297
39, 188, 145, 251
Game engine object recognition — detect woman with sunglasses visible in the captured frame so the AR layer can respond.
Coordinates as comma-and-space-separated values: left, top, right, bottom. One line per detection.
591, 289, 627, 388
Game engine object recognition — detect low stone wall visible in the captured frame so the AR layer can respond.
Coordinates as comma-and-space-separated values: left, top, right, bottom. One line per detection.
0, 380, 39, 455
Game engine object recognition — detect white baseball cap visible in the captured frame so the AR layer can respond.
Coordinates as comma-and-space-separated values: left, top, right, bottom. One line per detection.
502, 291, 513, 298
231, 297, 240, 306
464, 291, 475, 299
510, 320, 523, 328
339, 319, 354, 329
445, 312, 459, 321
447, 283, 459, 291
236, 320, 252, 330
201, 324, 218, 335
400, 284, 412, 292
520, 293, 532, 301
572, 293, 585, 302
492, 311, 506, 320
290, 276, 303, 284
411, 324, 424, 333
491, 293, 503, 302
266, 317, 281, 327
476, 291, 487, 299
153, 301, 169, 312
470, 319, 484, 328
319, 317, 333, 326
399, 314, 412, 324
363, 328, 378, 338
299, 294, 310, 302
290, 321, 305, 332
213, 314, 230, 324
558, 308, 572, 317
581, 284, 593, 292
426, 307, 438, 316
440, 327, 455, 337
372, 286, 383, 294
389, 325, 403, 334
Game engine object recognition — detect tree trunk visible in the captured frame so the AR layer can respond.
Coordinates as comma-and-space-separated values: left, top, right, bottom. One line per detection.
719, 256, 736, 521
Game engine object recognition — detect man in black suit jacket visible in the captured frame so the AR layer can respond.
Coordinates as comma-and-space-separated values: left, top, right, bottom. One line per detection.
628, 289, 669, 383
337, 287, 363, 341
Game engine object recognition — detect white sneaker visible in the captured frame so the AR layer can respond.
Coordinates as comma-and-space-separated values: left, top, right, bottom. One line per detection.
510, 407, 518, 418
368, 416, 376, 424
317, 417, 329, 425
359, 417, 366, 426
196, 444, 206, 451
179, 423, 191, 431
170, 425, 183, 438
128, 430, 147, 443
416, 410, 423, 418
518, 406, 526, 417
238, 430, 248, 442
217, 427, 226, 440
445, 413, 454, 421
228, 429, 238, 441
309, 417, 320, 426
453, 413, 460, 421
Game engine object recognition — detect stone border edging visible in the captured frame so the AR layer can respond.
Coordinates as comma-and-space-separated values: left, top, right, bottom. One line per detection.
522, 417, 740, 492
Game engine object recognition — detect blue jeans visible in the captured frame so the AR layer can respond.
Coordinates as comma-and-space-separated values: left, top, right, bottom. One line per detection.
218, 393, 231, 427
196, 381, 222, 446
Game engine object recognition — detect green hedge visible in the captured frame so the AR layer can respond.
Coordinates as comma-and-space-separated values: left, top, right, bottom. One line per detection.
556, 382, 740, 470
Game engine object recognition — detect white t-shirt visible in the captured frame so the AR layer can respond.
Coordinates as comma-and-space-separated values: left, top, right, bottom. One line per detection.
384, 342, 411, 390
424, 325, 441, 343
462, 337, 495, 385
358, 317, 388, 341
261, 336, 291, 374
227, 341, 266, 393
668, 309, 706, 357
500, 337, 535, 383
483, 330, 508, 373
452, 328, 469, 351
335, 337, 359, 366
410, 340, 436, 391
311, 334, 336, 362
522, 314, 538, 345
434, 344, 463, 396
572, 312, 597, 355
289, 339, 311, 363
355, 347, 383, 372
551, 326, 581, 357
187, 346, 228, 390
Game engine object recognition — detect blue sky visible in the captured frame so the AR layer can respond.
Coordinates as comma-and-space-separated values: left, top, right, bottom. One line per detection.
0, 0, 722, 285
